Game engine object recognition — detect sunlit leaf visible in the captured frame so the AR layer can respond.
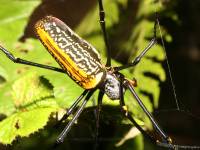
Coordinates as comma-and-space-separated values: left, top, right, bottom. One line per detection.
0, 107, 56, 144
0, 72, 59, 144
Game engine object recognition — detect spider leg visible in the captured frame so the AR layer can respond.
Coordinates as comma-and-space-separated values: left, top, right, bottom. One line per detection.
0, 45, 65, 73
98, 0, 111, 67
114, 38, 157, 71
114, 14, 159, 71
118, 77, 156, 145
56, 89, 96, 144
94, 90, 104, 150
54, 90, 89, 128
157, 142, 200, 149
123, 79, 172, 145
118, 75, 200, 150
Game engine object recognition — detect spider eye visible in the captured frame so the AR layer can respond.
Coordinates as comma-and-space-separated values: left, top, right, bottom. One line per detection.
104, 74, 120, 100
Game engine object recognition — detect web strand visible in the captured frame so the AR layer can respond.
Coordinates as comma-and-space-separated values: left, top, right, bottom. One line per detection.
154, 1, 180, 111
153, 1, 200, 149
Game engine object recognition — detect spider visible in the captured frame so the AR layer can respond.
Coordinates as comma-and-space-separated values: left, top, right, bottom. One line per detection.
0, 0, 200, 149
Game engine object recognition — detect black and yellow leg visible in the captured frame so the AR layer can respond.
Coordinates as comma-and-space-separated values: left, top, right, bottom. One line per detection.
118, 76, 155, 144
120, 104, 156, 144
124, 79, 172, 145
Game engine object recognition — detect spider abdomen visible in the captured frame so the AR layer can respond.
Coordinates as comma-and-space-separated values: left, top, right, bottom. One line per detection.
35, 16, 106, 89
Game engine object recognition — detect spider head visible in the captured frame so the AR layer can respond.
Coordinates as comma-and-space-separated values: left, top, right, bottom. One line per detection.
103, 74, 121, 100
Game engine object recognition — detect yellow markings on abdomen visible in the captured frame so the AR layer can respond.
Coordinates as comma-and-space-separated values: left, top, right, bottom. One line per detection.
35, 20, 105, 89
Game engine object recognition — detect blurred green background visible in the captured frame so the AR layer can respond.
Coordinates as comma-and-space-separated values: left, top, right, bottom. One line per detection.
0, 0, 199, 150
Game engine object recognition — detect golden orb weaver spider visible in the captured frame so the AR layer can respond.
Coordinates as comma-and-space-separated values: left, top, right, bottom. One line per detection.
0, 0, 200, 149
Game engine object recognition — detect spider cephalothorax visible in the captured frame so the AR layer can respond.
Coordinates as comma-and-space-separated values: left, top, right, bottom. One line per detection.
103, 73, 121, 100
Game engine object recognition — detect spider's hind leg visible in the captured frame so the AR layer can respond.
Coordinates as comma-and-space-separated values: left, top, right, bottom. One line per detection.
124, 80, 172, 144
54, 90, 89, 128
118, 75, 156, 145
118, 74, 173, 148
93, 90, 104, 150
56, 89, 95, 144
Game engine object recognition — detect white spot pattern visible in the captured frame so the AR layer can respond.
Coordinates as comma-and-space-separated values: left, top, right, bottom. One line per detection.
43, 20, 104, 76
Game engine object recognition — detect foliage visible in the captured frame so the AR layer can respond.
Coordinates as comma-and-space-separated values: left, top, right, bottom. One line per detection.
0, 0, 168, 149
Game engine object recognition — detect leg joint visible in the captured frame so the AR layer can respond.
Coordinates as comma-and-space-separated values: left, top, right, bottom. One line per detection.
99, 10, 105, 21
122, 105, 128, 116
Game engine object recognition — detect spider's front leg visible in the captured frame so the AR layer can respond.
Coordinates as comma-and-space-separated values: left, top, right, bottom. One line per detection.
0, 45, 65, 73
98, 0, 111, 67
114, 13, 159, 72
114, 38, 157, 71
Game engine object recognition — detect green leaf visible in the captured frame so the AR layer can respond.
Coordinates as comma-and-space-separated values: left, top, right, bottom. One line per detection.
12, 72, 56, 109
0, 107, 56, 144
0, 0, 40, 48
0, 82, 15, 116
0, 65, 8, 83
0, 72, 59, 144
0, 0, 41, 81
0, 2, 88, 144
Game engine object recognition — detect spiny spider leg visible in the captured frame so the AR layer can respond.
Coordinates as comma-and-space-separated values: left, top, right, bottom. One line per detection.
94, 91, 104, 150
56, 89, 95, 144
124, 79, 172, 145
98, 0, 111, 67
54, 90, 89, 128
0, 45, 65, 73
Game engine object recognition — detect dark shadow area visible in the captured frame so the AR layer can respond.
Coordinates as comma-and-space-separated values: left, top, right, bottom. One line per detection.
20, 0, 96, 41
157, 0, 200, 146
8, 106, 157, 150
